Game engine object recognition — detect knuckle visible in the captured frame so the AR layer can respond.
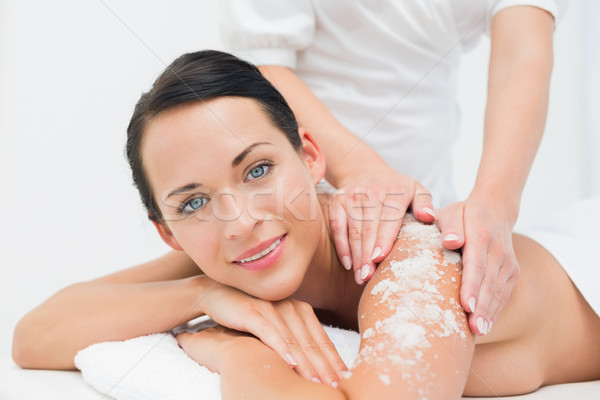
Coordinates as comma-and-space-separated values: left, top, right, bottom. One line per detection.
493, 285, 504, 302
349, 226, 362, 242
360, 224, 376, 236
466, 258, 486, 275
294, 300, 314, 314
301, 341, 322, 353
283, 336, 299, 346
482, 280, 497, 298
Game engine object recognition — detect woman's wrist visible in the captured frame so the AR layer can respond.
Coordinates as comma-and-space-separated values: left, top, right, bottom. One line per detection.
184, 273, 215, 317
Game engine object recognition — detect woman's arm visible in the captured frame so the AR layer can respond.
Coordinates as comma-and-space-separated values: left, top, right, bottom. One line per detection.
179, 217, 473, 399
13, 251, 347, 381
12, 250, 206, 369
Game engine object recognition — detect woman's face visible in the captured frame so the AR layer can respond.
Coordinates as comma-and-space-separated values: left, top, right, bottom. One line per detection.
142, 97, 326, 300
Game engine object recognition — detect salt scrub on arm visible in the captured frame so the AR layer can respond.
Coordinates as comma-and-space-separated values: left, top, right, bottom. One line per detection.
342, 215, 474, 399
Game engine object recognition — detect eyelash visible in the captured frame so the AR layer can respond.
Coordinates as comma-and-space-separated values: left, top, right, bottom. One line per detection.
244, 159, 274, 182
176, 159, 275, 215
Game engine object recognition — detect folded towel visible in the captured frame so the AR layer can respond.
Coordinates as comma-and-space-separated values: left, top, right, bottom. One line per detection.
74, 319, 360, 400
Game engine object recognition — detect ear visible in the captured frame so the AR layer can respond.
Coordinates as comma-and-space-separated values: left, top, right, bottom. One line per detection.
151, 218, 184, 251
298, 128, 326, 185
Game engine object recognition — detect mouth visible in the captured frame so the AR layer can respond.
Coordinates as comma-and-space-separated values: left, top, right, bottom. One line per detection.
233, 234, 287, 271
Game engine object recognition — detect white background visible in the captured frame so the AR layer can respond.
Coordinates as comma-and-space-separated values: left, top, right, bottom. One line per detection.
1, 0, 598, 358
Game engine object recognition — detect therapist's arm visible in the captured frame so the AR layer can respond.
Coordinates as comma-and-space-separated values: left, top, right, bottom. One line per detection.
438, 6, 555, 334
259, 66, 435, 285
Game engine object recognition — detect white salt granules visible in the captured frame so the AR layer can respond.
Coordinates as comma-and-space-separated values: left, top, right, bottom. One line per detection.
355, 214, 465, 392
379, 374, 391, 385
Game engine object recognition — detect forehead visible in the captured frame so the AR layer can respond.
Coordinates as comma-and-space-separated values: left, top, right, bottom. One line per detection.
141, 97, 290, 189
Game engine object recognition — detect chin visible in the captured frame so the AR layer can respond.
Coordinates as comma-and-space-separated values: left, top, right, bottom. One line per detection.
251, 275, 304, 302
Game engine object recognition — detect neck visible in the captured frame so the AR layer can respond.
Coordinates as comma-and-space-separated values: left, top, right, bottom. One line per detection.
292, 191, 362, 321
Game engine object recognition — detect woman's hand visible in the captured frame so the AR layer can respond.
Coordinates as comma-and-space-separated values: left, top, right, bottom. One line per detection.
201, 282, 346, 386
437, 197, 519, 335
329, 166, 435, 285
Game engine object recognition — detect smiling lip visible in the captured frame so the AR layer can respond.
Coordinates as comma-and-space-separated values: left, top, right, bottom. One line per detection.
233, 234, 286, 271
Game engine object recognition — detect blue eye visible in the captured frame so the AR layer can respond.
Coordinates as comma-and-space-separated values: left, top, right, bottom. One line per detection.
246, 164, 270, 180
181, 196, 209, 213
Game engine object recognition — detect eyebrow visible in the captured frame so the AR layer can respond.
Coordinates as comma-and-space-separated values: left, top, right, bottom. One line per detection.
165, 142, 273, 199
231, 142, 272, 167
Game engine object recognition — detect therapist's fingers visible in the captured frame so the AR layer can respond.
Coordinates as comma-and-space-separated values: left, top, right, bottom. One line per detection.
487, 258, 519, 325
438, 201, 466, 250
329, 190, 352, 271
355, 188, 380, 284
412, 184, 436, 224
473, 239, 520, 334
344, 188, 373, 284
460, 233, 489, 335
370, 184, 410, 265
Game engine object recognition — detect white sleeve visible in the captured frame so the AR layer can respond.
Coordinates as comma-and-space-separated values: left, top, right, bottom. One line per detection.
219, 0, 315, 69
487, 0, 571, 33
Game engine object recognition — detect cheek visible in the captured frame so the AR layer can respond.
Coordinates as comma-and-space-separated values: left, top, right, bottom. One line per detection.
171, 221, 221, 270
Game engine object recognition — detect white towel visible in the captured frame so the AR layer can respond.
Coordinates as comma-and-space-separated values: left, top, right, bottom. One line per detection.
74, 321, 360, 400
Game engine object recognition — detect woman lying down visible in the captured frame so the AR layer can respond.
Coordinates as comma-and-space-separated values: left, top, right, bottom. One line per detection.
13, 50, 600, 400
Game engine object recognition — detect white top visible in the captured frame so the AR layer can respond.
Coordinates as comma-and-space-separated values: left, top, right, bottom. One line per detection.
220, 0, 568, 207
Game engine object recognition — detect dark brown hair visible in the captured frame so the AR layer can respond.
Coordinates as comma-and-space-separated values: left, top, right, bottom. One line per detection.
125, 50, 301, 222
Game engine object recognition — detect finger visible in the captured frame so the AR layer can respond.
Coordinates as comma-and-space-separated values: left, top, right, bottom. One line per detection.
278, 304, 341, 386
371, 186, 409, 264
438, 202, 465, 250
486, 257, 520, 330
459, 235, 488, 332
298, 304, 348, 379
345, 190, 366, 282
329, 191, 353, 271
358, 188, 380, 284
243, 312, 298, 368
469, 252, 500, 336
412, 184, 435, 223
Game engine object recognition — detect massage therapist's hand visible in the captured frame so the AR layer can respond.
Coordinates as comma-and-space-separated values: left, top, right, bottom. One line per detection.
201, 282, 346, 386
438, 196, 519, 336
330, 165, 436, 285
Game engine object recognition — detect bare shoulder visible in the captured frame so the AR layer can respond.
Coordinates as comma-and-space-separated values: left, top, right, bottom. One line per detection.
339, 216, 473, 400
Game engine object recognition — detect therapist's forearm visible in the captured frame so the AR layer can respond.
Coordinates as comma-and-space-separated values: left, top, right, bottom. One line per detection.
258, 65, 393, 188
471, 7, 554, 217
12, 275, 209, 370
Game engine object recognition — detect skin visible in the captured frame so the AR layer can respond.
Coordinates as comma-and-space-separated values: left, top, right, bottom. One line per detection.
257, 5, 556, 336
141, 97, 600, 398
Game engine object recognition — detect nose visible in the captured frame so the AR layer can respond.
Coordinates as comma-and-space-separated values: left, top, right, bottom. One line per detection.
217, 191, 263, 239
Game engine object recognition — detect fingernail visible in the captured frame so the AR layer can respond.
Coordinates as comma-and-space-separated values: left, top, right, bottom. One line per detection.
468, 297, 476, 313
312, 377, 321, 384
371, 247, 382, 261
342, 256, 352, 270
284, 353, 297, 366
360, 264, 370, 281
477, 317, 486, 335
488, 320, 493, 333
423, 207, 436, 218
444, 233, 460, 242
